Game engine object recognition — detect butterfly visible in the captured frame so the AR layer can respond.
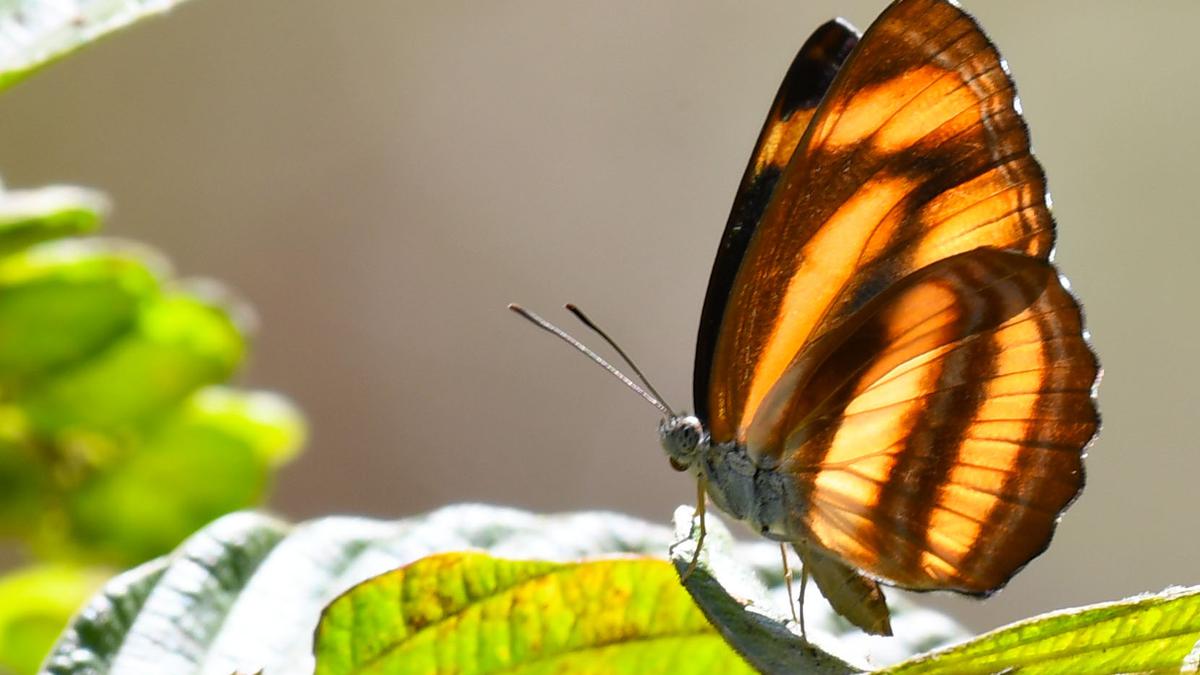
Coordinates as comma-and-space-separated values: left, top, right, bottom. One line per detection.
514, 0, 1099, 636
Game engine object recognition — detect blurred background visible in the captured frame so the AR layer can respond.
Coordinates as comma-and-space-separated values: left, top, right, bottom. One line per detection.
0, 0, 1195, 633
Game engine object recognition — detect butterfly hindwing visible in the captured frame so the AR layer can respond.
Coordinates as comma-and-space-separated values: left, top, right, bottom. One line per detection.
706, 0, 1057, 452
772, 248, 1097, 593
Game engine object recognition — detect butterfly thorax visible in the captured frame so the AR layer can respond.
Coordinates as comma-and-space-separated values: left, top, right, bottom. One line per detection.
659, 415, 794, 541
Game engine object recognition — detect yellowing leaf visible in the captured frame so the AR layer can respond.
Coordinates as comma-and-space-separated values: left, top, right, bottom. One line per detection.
313, 552, 754, 675
884, 585, 1200, 674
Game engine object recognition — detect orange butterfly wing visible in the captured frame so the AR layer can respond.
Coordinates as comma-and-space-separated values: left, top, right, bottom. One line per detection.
694, 19, 859, 426
706, 0, 1056, 454
698, 0, 1098, 595
771, 248, 1096, 592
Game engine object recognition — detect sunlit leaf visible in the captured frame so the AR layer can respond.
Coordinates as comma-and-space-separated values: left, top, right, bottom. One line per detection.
0, 0, 196, 93
61, 387, 304, 563
0, 239, 162, 381
172, 387, 306, 468
22, 290, 246, 433
41, 507, 691, 673
0, 564, 109, 675
314, 552, 754, 675
883, 586, 1200, 674
39, 506, 980, 674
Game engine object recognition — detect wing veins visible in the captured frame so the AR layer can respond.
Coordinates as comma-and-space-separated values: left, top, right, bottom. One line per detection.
821, 16, 977, 155
791, 257, 1032, 429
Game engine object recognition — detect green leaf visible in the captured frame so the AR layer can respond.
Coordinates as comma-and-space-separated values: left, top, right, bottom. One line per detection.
62, 387, 304, 563
0, 239, 162, 381
42, 556, 175, 674
44, 513, 290, 675
22, 289, 247, 433
0, 185, 107, 254
39, 506, 967, 674
882, 586, 1200, 674
41, 506, 697, 673
0, 0, 197, 93
0, 564, 109, 675
170, 387, 307, 469
314, 552, 754, 675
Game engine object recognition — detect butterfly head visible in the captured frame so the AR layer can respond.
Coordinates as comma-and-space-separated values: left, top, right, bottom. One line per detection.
659, 414, 704, 471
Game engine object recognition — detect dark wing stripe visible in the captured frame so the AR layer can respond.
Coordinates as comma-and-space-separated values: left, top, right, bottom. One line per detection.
871, 258, 999, 575
930, 278, 1093, 590
759, 252, 1036, 452
958, 298, 1094, 585
814, 72, 1019, 280
710, 10, 1056, 444
850, 25, 995, 151
818, 491, 965, 576
842, 386, 1090, 421
771, 249, 1095, 592
946, 477, 1076, 513
963, 434, 1091, 451
693, 20, 859, 424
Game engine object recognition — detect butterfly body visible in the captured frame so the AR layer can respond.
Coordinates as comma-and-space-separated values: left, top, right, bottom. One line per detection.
660, 417, 791, 541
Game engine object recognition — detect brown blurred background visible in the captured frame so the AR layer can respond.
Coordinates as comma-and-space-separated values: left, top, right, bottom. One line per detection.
1, 0, 1196, 633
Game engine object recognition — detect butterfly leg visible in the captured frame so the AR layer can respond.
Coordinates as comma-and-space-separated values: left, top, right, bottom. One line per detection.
680, 478, 708, 582
780, 543, 799, 623
798, 563, 809, 640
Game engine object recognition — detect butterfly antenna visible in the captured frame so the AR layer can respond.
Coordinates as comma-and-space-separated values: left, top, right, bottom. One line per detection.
563, 303, 674, 415
508, 304, 674, 416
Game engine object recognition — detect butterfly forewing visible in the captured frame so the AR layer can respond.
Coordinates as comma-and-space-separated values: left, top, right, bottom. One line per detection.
771, 248, 1097, 592
694, 19, 860, 425
706, 0, 1056, 452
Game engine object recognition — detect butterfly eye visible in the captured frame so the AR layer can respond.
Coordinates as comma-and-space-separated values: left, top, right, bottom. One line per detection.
659, 415, 704, 468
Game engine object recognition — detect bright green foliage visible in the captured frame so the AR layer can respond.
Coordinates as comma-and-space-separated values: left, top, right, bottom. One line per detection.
314, 552, 755, 675
0, 185, 304, 673
0, 188, 302, 565
0, 0, 198, 93
61, 387, 304, 562
0, 564, 109, 675
0, 4, 301, 669
21, 289, 246, 433
36, 506, 961, 675
40, 506, 1200, 675
41, 508, 764, 675
883, 586, 1200, 675
0, 241, 160, 379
